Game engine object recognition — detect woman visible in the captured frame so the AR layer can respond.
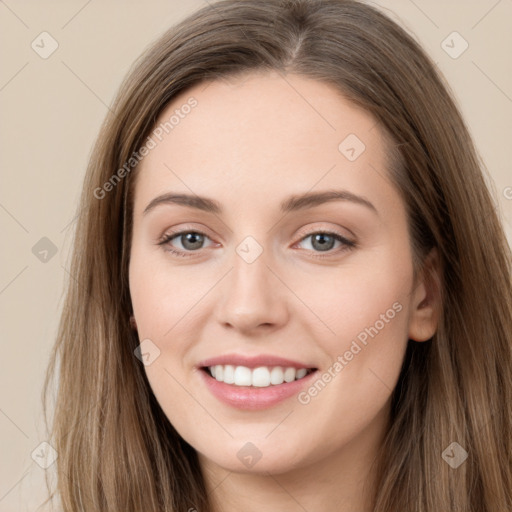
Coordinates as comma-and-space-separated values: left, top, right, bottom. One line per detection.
42, 0, 512, 510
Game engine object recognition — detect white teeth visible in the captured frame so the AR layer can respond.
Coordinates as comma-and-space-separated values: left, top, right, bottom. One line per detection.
233, 366, 252, 386
270, 366, 284, 385
207, 365, 312, 387
296, 368, 307, 379
223, 364, 235, 384
283, 367, 296, 382
252, 367, 270, 387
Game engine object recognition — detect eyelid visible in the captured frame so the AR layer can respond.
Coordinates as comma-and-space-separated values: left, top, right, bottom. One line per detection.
157, 223, 216, 243
159, 222, 354, 242
293, 224, 355, 244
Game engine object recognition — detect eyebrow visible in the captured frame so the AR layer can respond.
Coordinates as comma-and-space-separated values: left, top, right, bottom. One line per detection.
143, 189, 378, 216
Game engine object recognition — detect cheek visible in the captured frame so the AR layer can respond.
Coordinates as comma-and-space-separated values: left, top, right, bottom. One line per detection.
294, 246, 413, 405
129, 246, 204, 339
129, 251, 201, 425
297, 247, 413, 346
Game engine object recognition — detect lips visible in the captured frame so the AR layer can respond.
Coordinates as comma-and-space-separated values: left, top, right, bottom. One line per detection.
196, 353, 318, 410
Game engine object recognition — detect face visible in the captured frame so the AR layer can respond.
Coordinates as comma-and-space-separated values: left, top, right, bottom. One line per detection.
128, 71, 436, 475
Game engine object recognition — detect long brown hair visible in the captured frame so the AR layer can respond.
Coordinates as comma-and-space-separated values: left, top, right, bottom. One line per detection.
42, 0, 512, 510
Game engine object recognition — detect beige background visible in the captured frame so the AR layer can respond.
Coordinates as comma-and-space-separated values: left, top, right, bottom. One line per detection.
0, 0, 511, 510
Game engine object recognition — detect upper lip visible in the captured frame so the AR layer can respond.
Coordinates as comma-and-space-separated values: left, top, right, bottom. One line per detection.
197, 353, 317, 370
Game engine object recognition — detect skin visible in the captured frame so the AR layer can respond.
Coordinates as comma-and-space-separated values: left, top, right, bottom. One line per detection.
128, 71, 440, 512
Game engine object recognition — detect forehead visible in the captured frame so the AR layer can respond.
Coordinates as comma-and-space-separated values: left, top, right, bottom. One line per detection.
133, 71, 395, 215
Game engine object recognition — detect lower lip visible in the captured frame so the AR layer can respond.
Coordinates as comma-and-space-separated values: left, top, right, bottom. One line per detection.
198, 368, 318, 410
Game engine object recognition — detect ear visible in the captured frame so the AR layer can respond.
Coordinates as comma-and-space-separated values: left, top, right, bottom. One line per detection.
408, 247, 442, 342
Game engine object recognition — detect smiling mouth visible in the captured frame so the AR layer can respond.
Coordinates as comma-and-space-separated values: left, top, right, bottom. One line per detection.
201, 365, 317, 388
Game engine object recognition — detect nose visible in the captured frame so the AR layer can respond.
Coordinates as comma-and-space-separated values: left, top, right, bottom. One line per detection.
215, 249, 290, 335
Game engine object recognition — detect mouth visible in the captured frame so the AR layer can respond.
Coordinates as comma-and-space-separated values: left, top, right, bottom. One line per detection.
200, 365, 318, 388
196, 354, 319, 409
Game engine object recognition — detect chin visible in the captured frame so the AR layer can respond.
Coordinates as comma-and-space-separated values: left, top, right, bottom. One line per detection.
196, 437, 310, 475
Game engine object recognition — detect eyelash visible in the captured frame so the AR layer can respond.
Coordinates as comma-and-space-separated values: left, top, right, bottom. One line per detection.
157, 228, 356, 260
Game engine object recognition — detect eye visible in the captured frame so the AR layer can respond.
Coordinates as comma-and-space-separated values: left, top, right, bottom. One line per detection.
295, 231, 356, 259
157, 229, 356, 259
158, 230, 214, 257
